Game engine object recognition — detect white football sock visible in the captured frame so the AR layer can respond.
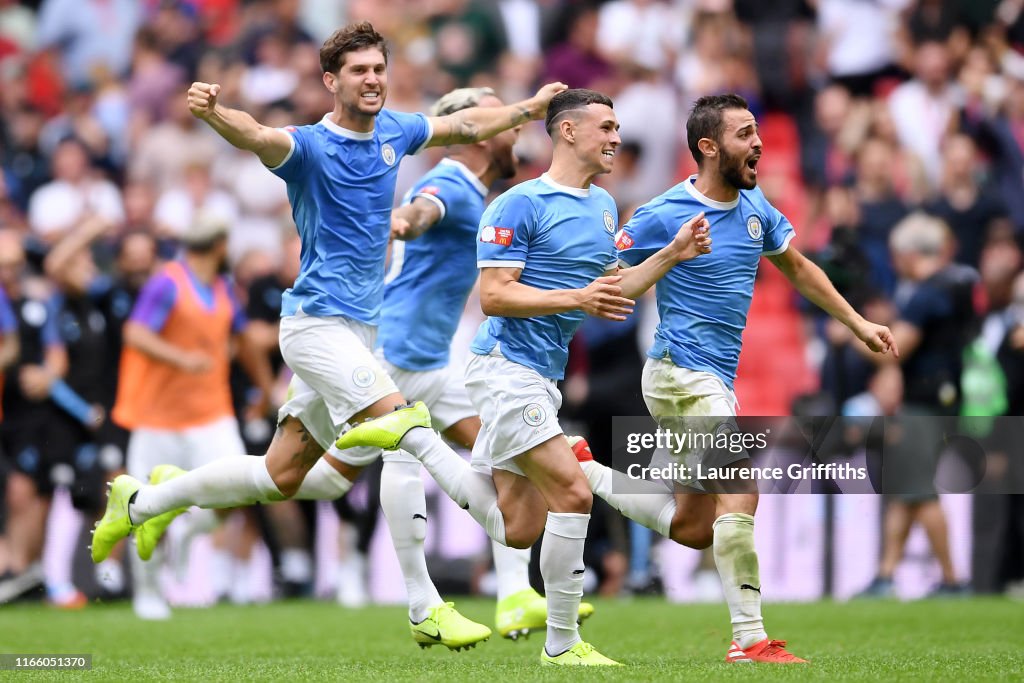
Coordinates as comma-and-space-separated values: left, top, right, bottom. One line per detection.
129, 456, 285, 524
713, 513, 766, 649
581, 460, 675, 537
492, 541, 532, 601
379, 451, 443, 622
399, 427, 506, 545
541, 512, 589, 656
294, 457, 353, 500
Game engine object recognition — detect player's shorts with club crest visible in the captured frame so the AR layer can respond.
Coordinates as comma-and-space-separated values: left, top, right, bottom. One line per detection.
465, 348, 564, 476
278, 310, 399, 452
327, 349, 478, 467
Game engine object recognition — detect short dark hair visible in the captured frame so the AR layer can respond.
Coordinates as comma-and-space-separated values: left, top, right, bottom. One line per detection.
544, 88, 614, 137
686, 94, 749, 165
319, 21, 389, 74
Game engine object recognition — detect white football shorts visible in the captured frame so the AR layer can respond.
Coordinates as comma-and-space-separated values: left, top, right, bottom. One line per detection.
465, 349, 563, 476
126, 415, 245, 480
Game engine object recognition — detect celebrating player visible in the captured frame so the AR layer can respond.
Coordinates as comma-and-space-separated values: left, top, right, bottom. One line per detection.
326, 85, 592, 639
335, 88, 711, 665
575, 94, 897, 664
91, 21, 566, 650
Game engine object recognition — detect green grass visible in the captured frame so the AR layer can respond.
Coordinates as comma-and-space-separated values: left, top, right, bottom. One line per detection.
3, 597, 1023, 681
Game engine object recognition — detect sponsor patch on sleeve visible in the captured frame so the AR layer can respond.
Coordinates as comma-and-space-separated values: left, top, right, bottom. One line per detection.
614, 230, 634, 250
418, 186, 441, 196
480, 225, 514, 246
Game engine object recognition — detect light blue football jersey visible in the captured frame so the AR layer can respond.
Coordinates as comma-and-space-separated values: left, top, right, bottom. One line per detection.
616, 175, 795, 389
471, 174, 619, 380
267, 110, 431, 323
379, 159, 488, 371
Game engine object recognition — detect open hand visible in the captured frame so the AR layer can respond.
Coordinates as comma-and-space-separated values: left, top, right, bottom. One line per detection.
578, 275, 635, 321
529, 82, 569, 119
669, 211, 712, 262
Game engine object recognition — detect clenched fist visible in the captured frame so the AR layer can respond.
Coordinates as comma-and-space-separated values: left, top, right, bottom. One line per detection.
188, 82, 222, 120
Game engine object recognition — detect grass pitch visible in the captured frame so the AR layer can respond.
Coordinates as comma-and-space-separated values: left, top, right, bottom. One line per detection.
3, 597, 1022, 681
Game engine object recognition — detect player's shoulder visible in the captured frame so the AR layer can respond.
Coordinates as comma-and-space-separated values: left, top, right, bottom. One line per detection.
421, 159, 484, 194
377, 108, 428, 132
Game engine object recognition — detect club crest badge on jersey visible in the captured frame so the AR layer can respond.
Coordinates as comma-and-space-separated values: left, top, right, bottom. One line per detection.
352, 366, 376, 388
522, 403, 546, 426
603, 210, 615, 234
746, 215, 763, 241
381, 143, 396, 166
480, 225, 514, 246
614, 229, 634, 250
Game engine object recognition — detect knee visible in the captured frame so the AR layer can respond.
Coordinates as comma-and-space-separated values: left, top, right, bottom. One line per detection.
558, 479, 592, 515
270, 470, 303, 499
669, 516, 713, 550
504, 515, 545, 549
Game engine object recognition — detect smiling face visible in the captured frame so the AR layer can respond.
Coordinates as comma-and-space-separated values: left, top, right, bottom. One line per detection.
562, 103, 621, 176
324, 46, 388, 121
711, 108, 762, 191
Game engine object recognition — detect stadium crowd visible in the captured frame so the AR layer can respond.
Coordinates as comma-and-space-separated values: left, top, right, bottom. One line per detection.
0, 0, 1023, 612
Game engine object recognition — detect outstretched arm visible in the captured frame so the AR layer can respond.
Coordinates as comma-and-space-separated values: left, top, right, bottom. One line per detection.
768, 246, 899, 357
479, 267, 634, 321
187, 82, 293, 167
616, 212, 711, 299
391, 197, 444, 241
426, 82, 567, 147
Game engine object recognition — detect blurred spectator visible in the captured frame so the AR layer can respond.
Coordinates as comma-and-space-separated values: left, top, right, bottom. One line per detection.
817, 0, 908, 96
0, 0, 36, 56
854, 213, 974, 598
851, 136, 910, 295
153, 159, 239, 242
541, 6, 613, 91
597, 0, 684, 75
1, 106, 51, 211
0, 229, 68, 604
35, 0, 142, 88
961, 76, 1024, 232
923, 133, 1011, 268
425, 0, 508, 85
27, 138, 124, 245
888, 39, 962, 187
128, 93, 224, 192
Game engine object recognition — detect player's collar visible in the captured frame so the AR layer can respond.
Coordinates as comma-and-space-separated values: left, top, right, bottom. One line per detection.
683, 174, 739, 210
319, 114, 374, 140
440, 158, 488, 197
540, 173, 590, 197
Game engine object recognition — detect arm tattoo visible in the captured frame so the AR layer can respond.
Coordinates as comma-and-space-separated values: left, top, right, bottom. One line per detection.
512, 106, 531, 125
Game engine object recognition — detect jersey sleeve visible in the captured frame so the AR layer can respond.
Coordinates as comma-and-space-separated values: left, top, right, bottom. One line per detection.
407, 173, 466, 224
129, 273, 178, 332
0, 288, 16, 335
41, 296, 63, 348
226, 280, 248, 334
762, 202, 796, 255
616, 202, 670, 267
390, 110, 433, 156
265, 125, 310, 182
477, 192, 535, 270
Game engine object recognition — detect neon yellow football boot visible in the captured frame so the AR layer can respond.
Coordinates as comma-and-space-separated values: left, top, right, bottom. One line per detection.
496, 588, 596, 640
334, 401, 431, 451
410, 602, 492, 651
90, 475, 142, 563
135, 465, 188, 561
541, 640, 621, 666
